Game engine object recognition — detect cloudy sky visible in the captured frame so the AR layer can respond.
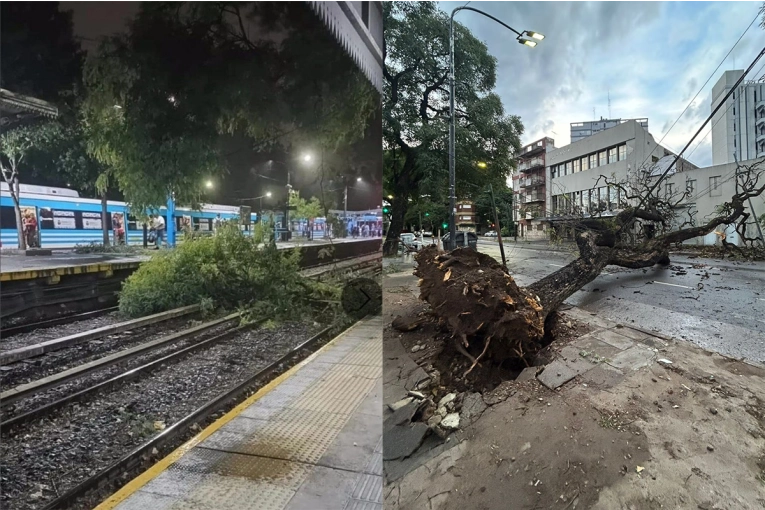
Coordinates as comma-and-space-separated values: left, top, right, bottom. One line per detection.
439, 1, 763, 168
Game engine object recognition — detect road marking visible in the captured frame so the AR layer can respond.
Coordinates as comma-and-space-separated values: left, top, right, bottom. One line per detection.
651, 281, 693, 289
758, 298, 765, 301
549, 264, 566, 267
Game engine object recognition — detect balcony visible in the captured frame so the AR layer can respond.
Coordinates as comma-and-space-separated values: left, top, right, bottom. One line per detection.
518, 157, 545, 173
757, 132, 765, 144
523, 193, 545, 203
521, 144, 545, 158
757, 117, 765, 129
520, 177, 545, 188
757, 100, 765, 114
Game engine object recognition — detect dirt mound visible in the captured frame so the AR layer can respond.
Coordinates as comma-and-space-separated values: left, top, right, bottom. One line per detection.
414, 246, 545, 369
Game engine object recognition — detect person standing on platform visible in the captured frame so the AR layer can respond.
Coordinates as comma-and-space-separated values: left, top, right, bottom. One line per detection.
151, 214, 166, 249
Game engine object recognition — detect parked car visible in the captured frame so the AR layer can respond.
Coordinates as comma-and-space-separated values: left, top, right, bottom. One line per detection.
422, 231, 433, 237
441, 231, 478, 249
400, 233, 422, 251
484, 231, 497, 237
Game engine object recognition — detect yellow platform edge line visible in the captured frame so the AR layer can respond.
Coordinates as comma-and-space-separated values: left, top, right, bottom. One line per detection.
93, 318, 367, 510
0, 261, 144, 282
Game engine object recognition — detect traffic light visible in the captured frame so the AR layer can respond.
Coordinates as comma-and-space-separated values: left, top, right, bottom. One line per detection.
442, 222, 448, 230
425, 212, 430, 217
382, 206, 390, 214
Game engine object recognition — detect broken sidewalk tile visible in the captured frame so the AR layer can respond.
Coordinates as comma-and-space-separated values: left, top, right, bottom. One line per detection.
438, 392, 457, 408
384, 400, 420, 430
606, 344, 656, 371
482, 381, 516, 406
578, 363, 625, 389
459, 392, 487, 426
441, 413, 460, 430
388, 397, 414, 412
591, 328, 635, 350
515, 366, 539, 382
383, 422, 430, 461
404, 366, 431, 391
536, 359, 594, 390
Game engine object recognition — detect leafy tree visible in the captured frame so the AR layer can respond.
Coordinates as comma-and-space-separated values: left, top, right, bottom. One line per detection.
383, 2, 523, 255
290, 195, 323, 222
83, 2, 378, 213
0, 124, 61, 248
474, 185, 514, 232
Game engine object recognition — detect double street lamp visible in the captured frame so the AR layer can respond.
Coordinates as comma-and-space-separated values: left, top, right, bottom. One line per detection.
448, 6, 544, 249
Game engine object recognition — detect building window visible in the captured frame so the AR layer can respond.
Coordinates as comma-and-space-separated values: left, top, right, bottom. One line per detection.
582, 190, 590, 213
589, 154, 597, 169
573, 159, 580, 173
608, 147, 617, 164
710, 176, 721, 197
551, 166, 557, 179
665, 183, 674, 197
581, 157, 589, 171
565, 161, 571, 175
599, 151, 607, 166
361, 2, 370, 27
619, 144, 626, 161
687, 179, 696, 195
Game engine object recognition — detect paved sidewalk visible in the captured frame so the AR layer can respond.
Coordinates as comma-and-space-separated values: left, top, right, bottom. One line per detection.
383, 271, 765, 510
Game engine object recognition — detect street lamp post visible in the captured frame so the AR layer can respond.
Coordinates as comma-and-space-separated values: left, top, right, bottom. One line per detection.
448, 6, 543, 249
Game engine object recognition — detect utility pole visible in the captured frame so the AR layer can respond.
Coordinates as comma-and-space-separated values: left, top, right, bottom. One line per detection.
489, 184, 507, 270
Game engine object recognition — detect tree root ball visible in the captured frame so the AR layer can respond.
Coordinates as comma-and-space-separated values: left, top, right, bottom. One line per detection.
414, 246, 546, 365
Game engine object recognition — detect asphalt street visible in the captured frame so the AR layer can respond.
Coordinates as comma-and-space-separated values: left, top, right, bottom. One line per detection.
476, 239, 765, 363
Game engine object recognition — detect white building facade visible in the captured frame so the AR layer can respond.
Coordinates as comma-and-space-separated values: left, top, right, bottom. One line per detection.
711, 70, 765, 165
547, 120, 696, 220
570, 117, 648, 143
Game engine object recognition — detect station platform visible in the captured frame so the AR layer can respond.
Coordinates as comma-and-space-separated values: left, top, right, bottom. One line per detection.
0, 253, 148, 282
96, 315, 383, 510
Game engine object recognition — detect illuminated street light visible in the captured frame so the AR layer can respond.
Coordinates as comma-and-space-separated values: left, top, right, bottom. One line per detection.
266, 191, 272, 197
303, 154, 312, 162
205, 180, 213, 189
357, 177, 362, 182
477, 162, 487, 168
449, 5, 543, 249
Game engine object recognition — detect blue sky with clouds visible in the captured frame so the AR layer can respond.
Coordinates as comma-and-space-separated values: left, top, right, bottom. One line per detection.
439, 1, 763, 167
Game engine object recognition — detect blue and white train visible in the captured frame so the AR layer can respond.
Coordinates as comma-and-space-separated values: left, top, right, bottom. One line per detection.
0, 182, 275, 249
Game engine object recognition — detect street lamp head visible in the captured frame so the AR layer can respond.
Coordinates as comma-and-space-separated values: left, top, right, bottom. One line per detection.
266, 191, 272, 197
303, 154, 312, 162
524, 30, 545, 40
205, 180, 213, 189
518, 38, 537, 48
356, 177, 362, 182
477, 162, 488, 168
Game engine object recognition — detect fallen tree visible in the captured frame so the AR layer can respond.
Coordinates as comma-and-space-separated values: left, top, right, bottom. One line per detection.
412, 159, 765, 370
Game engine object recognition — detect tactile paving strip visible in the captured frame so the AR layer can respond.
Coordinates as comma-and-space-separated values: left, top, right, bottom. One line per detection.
115, 316, 382, 510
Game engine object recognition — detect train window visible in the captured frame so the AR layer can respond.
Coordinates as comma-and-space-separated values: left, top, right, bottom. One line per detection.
0, 206, 17, 229
127, 214, 140, 230
194, 217, 211, 231
82, 212, 103, 229
40, 208, 81, 229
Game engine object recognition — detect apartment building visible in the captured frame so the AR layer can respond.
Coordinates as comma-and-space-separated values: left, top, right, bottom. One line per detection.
570, 117, 649, 143
512, 137, 555, 239
456, 200, 477, 232
546, 120, 697, 236
711, 70, 765, 165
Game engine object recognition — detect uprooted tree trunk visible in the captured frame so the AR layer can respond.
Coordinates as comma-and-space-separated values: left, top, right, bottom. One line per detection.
414, 160, 765, 369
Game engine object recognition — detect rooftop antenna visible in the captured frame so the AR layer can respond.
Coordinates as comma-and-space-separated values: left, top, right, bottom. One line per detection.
608, 90, 612, 118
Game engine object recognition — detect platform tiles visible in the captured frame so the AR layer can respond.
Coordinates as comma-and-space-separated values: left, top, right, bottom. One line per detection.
98, 315, 383, 510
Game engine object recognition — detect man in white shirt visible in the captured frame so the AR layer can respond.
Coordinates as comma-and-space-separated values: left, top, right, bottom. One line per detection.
152, 214, 166, 248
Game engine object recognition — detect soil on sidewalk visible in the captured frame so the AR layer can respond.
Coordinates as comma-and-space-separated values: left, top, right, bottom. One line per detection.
384, 271, 765, 510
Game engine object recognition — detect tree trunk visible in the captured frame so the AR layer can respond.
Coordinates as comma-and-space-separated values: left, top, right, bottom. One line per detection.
101, 192, 110, 246
12, 177, 26, 250
383, 193, 408, 256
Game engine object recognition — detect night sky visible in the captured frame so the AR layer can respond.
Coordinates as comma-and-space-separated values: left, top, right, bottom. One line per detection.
59, 1, 382, 212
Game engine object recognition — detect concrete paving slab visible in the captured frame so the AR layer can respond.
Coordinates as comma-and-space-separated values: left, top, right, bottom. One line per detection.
591, 328, 636, 350
459, 393, 487, 426
579, 364, 626, 388
383, 423, 429, 461
569, 336, 622, 361
537, 358, 594, 390
609, 326, 651, 342
383, 400, 420, 429
515, 366, 539, 382
607, 344, 656, 371
284, 465, 360, 510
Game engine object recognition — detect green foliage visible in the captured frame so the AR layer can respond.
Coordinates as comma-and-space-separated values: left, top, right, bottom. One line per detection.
118, 222, 336, 324
290, 195, 323, 221
83, 2, 377, 212
73, 242, 146, 255
383, 2, 523, 251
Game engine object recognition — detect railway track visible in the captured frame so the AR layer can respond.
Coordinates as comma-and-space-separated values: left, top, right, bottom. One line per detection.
1, 256, 380, 429
0, 307, 119, 338
39, 321, 343, 510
